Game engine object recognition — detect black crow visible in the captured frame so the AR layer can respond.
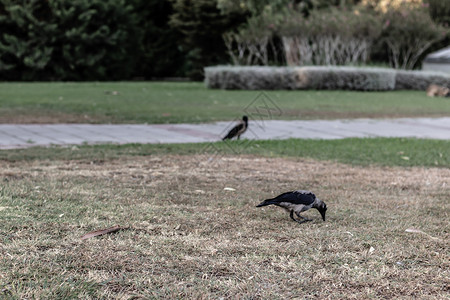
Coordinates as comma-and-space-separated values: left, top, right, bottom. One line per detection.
222, 115, 248, 140
256, 190, 327, 224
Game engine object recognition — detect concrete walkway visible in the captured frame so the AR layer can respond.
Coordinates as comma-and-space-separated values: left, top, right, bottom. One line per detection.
0, 117, 449, 149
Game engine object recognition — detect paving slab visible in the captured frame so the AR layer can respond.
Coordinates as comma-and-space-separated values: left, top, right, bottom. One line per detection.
0, 117, 449, 149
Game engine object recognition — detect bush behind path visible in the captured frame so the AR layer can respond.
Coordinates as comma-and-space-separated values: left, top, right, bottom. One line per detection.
205, 66, 450, 91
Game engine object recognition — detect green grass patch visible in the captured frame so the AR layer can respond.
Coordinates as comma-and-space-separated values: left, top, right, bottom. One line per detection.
1, 81, 449, 123
1, 138, 448, 168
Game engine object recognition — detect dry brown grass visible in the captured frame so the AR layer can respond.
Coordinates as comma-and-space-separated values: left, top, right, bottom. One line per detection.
1, 155, 449, 299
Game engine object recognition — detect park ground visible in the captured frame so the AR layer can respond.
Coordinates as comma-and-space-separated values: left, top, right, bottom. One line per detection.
0, 82, 449, 299
2, 81, 450, 124
1, 154, 448, 298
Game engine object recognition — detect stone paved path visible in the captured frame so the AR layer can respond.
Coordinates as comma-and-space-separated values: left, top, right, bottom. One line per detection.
0, 117, 449, 149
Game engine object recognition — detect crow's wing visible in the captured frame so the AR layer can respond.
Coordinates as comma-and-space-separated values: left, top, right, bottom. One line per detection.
223, 123, 244, 140
271, 190, 316, 205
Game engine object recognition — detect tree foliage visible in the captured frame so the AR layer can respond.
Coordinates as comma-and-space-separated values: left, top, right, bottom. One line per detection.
380, 4, 447, 69
278, 7, 382, 66
0, 0, 447, 81
217, 0, 363, 16
425, 0, 450, 26
0, 0, 140, 80
131, 0, 185, 78
169, 0, 247, 79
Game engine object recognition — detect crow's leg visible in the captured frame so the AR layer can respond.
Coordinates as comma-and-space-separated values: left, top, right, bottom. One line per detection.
290, 210, 309, 224
237, 135, 241, 140
295, 211, 312, 222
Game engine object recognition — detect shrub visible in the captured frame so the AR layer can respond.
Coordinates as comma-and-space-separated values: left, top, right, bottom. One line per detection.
0, 0, 140, 81
204, 66, 297, 89
395, 70, 450, 90
205, 65, 450, 90
223, 14, 275, 66
278, 8, 382, 66
296, 66, 396, 90
425, 0, 450, 26
381, 4, 448, 70
204, 66, 397, 90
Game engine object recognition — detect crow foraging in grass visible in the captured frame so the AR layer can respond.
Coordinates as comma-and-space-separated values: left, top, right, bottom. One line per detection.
256, 190, 327, 224
222, 115, 248, 140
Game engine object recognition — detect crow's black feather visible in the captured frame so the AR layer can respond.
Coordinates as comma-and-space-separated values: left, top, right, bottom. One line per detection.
256, 190, 327, 223
223, 123, 244, 140
261, 190, 316, 206
222, 116, 248, 140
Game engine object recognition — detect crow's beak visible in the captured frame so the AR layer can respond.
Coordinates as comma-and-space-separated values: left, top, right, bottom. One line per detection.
320, 210, 326, 221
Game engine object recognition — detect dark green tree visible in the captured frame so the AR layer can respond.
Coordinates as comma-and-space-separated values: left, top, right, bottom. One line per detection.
131, 0, 186, 78
217, 0, 362, 16
169, 0, 247, 80
0, 0, 140, 80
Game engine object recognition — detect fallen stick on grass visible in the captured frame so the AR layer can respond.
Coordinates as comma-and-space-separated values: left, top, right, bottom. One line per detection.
81, 225, 121, 240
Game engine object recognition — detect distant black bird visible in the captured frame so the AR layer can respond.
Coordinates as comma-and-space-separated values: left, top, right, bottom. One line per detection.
222, 115, 248, 140
256, 190, 327, 224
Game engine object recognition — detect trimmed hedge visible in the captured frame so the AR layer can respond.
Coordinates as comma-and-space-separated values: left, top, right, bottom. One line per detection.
295, 66, 396, 91
204, 66, 450, 91
395, 70, 450, 90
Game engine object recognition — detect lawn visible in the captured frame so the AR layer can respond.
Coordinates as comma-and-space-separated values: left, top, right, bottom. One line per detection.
1, 81, 450, 124
1, 81, 449, 298
1, 138, 449, 168
1, 153, 448, 298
